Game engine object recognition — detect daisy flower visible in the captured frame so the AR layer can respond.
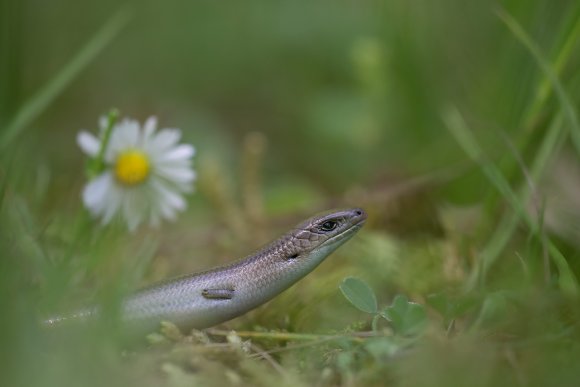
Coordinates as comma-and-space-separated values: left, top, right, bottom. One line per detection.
77, 116, 195, 231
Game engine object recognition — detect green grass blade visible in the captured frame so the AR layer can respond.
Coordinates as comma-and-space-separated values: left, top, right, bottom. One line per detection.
496, 6, 580, 156
443, 107, 524, 217
523, 4, 580, 128
443, 108, 578, 295
0, 8, 132, 150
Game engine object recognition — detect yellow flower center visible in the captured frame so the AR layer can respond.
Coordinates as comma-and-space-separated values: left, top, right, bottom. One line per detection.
114, 150, 151, 186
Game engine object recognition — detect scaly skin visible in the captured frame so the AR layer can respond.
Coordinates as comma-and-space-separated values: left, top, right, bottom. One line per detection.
46, 208, 367, 335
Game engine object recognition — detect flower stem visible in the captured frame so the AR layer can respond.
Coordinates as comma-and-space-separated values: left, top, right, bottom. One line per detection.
88, 109, 118, 178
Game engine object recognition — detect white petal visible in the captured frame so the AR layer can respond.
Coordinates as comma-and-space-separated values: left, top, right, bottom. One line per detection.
155, 189, 179, 221
155, 158, 193, 171
148, 188, 169, 226
156, 144, 195, 163
101, 183, 123, 224
121, 189, 145, 232
77, 131, 101, 157
174, 179, 195, 193
151, 177, 187, 212
159, 200, 177, 220
143, 116, 157, 140
106, 131, 123, 160
155, 166, 196, 184
114, 120, 140, 148
148, 129, 181, 154
82, 173, 112, 214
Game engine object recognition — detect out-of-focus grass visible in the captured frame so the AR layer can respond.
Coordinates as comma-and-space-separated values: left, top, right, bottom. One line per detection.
1, 1, 580, 386
0, 8, 131, 150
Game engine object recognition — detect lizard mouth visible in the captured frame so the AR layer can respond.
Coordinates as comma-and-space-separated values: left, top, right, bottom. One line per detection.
320, 214, 366, 248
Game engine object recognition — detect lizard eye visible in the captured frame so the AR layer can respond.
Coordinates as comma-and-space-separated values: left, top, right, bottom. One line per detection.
320, 220, 338, 232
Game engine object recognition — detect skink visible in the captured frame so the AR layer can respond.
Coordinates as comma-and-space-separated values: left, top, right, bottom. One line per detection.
46, 208, 367, 335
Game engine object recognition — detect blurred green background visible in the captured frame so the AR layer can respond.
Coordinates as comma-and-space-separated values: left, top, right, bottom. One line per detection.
2, 0, 580, 386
